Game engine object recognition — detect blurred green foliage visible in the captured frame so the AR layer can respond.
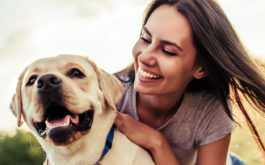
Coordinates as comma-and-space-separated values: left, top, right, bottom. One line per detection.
230, 128, 264, 165
0, 130, 45, 165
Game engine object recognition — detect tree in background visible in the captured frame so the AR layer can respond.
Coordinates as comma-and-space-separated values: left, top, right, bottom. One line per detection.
0, 130, 45, 165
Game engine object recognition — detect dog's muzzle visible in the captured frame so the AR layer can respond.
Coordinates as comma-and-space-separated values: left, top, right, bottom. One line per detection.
37, 74, 63, 103
33, 74, 94, 145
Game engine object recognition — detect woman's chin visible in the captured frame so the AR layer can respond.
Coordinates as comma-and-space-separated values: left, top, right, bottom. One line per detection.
134, 82, 157, 95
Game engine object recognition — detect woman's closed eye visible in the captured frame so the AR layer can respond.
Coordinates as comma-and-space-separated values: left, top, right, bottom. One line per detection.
141, 36, 151, 44
162, 49, 177, 56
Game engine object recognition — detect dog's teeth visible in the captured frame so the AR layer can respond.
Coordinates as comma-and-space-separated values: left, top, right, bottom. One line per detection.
64, 117, 70, 126
45, 120, 50, 129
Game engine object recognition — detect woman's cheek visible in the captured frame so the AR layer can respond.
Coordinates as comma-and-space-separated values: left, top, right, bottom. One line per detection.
132, 40, 142, 59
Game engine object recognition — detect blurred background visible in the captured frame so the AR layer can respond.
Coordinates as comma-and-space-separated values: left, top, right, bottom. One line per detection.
0, 0, 264, 164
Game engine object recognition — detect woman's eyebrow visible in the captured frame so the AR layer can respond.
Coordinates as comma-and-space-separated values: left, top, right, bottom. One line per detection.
143, 26, 183, 52
143, 26, 152, 36
161, 40, 183, 52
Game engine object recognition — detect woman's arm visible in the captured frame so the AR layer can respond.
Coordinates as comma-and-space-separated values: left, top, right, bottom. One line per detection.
196, 134, 231, 165
115, 112, 180, 165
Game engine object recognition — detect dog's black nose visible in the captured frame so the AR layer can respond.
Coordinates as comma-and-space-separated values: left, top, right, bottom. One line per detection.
37, 74, 62, 93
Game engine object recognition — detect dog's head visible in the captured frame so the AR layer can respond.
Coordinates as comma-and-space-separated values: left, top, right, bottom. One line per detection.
10, 54, 124, 146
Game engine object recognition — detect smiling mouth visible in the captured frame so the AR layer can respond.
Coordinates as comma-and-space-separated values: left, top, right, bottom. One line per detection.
33, 103, 94, 139
138, 68, 162, 79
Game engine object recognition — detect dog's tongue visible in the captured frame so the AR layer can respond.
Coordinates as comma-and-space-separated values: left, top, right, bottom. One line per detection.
46, 115, 79, 129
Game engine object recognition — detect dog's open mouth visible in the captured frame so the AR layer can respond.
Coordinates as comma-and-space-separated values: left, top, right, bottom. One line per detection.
33, 103, 94, 141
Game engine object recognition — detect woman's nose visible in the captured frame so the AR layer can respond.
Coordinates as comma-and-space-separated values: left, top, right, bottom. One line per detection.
138, 47, 156, 67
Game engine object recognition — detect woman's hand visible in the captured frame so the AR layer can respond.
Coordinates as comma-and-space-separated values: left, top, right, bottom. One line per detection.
115, 112, 180, 165
115, 112, 158, 149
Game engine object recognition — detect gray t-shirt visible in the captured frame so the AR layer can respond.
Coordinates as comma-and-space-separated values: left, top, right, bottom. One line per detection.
116, 81, 236, 165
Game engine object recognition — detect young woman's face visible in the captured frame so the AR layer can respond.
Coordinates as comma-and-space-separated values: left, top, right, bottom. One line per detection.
133, 5, 205, 96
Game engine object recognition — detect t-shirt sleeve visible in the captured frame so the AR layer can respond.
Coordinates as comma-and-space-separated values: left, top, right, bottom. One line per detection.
115, 84, 127, 112
114, 80, 138, 120
114, 77, 131, 112
196, 100, 236, 146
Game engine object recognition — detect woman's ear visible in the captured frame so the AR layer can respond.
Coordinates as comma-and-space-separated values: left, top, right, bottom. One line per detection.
194, 66, 207, 79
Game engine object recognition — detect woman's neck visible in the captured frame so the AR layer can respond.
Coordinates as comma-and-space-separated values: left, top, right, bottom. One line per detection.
136, 92, 184, 128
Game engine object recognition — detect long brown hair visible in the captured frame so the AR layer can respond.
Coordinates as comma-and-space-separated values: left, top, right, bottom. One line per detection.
116, 0, 265, 153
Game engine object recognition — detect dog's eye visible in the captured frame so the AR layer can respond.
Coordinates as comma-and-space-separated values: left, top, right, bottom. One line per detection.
26, 75, 38, 86
67, 68, 85, 78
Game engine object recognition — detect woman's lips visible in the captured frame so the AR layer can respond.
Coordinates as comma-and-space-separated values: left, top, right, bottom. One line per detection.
138, 67, 162, 79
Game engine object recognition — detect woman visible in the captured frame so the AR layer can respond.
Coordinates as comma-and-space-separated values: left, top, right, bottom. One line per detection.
114, 0, 265, 165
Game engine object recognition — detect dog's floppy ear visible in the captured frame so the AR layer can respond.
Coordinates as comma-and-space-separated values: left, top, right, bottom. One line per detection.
9, 68, 26, 127
86, 58, 124, 110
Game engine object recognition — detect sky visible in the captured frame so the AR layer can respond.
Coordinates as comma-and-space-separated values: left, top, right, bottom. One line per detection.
0, 0, 265, 132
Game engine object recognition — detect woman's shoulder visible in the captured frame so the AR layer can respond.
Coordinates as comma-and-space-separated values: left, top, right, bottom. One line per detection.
181, 90, 235, 146
182, 90, 232, 122
184, 90, 222, 108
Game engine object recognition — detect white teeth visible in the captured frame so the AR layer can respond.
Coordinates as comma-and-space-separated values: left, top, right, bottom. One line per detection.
138, 68, 160, 79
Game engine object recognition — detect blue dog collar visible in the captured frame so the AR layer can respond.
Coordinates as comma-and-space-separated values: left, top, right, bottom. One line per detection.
98, 125, 115, 162
46, 125, 115, 165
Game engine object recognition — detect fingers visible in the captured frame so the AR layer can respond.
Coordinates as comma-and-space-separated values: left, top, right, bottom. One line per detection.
114, 112, 122, 129
115, 112, 132, 133
115, 112, 166, 151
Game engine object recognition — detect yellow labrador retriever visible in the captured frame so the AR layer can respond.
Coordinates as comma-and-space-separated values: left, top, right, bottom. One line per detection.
10, 54, 154, 165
